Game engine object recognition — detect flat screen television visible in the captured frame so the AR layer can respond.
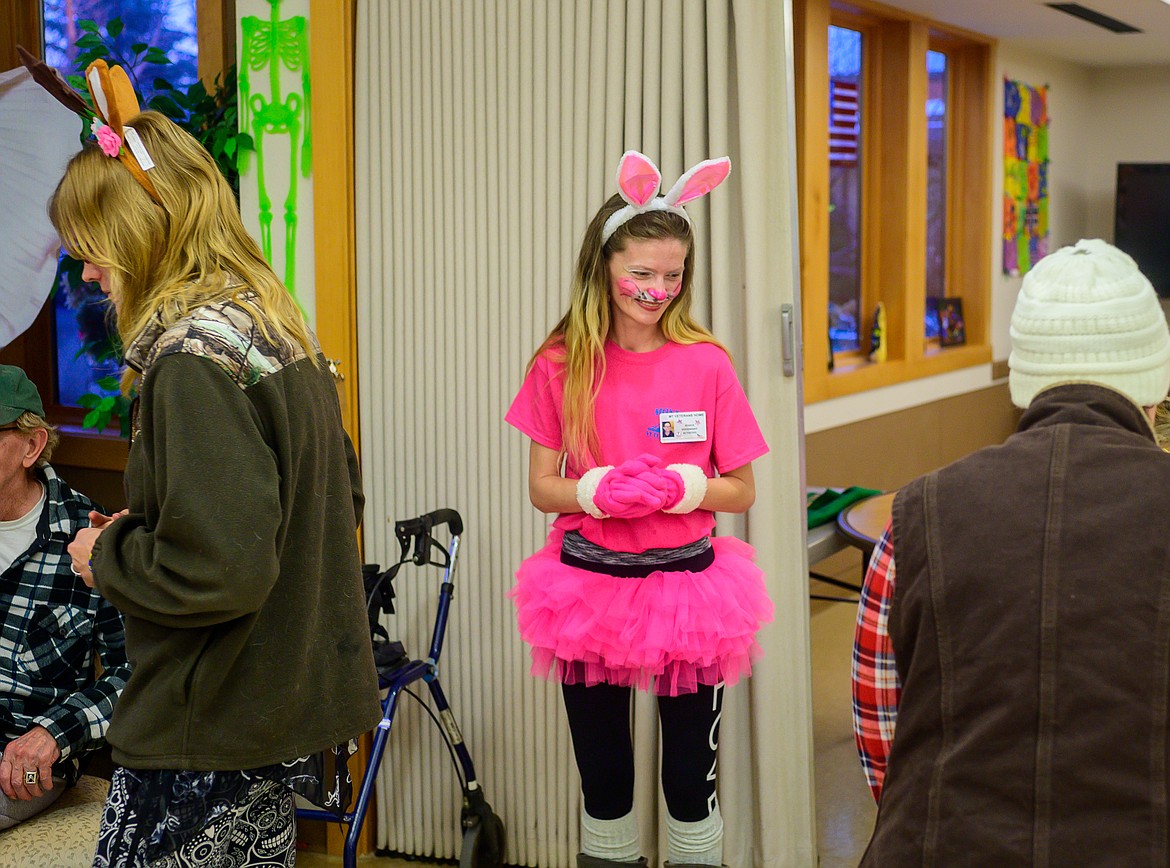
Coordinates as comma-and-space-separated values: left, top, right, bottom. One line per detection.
1115, 163, 1170, 297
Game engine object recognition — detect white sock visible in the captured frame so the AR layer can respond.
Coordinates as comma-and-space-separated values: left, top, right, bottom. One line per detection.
581, 807, 641, 862
666, 805, 723, 866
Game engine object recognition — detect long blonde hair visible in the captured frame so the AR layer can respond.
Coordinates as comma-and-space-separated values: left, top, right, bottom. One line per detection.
49, 111, 315, 391
532, 193, 726, 467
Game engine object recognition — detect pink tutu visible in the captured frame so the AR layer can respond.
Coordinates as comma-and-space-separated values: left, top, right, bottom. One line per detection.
509, 530, 773, 696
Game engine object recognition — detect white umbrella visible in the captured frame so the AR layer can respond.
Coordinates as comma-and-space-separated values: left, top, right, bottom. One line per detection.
0, 64, 81, 349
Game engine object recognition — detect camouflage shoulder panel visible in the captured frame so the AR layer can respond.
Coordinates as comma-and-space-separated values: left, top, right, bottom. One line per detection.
145, 299, 312, 390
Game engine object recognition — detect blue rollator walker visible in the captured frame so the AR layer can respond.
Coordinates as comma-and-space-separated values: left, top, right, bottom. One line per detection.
297, 508, 505, 868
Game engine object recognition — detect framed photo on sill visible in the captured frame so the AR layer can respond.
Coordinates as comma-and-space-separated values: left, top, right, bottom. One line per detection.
938, 297, 967, 347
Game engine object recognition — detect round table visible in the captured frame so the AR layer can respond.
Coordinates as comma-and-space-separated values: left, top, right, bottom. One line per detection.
836, 491, 895, 562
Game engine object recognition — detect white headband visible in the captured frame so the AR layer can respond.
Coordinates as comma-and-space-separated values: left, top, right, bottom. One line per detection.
600, 150, 732, 245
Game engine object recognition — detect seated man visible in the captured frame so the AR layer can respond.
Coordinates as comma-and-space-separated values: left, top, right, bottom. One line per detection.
853, 240, 1170, 864
0, 366, 129, 830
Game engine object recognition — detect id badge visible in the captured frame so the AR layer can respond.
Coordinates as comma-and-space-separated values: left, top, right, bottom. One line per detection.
659, 411, 707, 443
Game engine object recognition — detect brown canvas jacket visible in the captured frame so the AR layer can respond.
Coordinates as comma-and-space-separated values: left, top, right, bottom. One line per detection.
864, 383, 1170, 867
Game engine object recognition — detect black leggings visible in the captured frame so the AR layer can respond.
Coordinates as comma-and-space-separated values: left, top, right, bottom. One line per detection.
561, 680, 723, 823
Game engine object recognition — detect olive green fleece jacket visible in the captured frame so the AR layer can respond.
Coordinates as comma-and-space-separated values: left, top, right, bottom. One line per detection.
91, 300, 381, 770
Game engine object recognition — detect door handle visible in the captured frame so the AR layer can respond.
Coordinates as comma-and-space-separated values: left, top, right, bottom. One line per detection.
781, 304, 796, 377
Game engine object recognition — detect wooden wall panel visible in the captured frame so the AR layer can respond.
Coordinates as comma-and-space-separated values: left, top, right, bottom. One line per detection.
805, 382, 1020, 492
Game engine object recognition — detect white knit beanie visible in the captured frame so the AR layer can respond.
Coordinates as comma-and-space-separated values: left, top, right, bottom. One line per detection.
1008, 238, 1170, 409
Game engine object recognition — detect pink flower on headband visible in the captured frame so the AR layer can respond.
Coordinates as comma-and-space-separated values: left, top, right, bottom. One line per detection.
96, 125, 122, 157
90, 118, 122, 157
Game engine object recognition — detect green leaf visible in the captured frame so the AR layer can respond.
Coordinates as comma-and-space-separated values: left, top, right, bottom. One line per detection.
75, 33, 105, 50
131, 42, 148, 54
148, 94, 184, 118
77, 47, 107, 65
82, 408, 102, 429
77, 393, 101, 410
107, 18, 124, 38
236, 132, 255, 152
96, 376, 121, 391
78, 19, 98, 33
145, 49, 171, 65
66, 74, 87, 90
97, 396, 116, 412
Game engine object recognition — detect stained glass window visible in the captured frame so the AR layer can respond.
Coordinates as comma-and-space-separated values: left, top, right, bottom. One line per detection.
828, 25, 863, 354
925, 49, 948, 339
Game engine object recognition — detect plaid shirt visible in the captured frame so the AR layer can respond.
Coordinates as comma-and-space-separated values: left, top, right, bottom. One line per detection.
0, 466, 130, 769
851, 520, 900, 801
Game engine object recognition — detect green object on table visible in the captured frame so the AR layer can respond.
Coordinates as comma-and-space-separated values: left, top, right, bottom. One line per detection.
807, 486, 882, 529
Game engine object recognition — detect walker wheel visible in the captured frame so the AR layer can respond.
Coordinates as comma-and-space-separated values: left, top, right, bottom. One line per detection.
459, 812, 505, 868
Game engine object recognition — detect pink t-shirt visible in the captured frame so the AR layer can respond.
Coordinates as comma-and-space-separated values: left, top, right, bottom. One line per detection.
506, 340, 768, 552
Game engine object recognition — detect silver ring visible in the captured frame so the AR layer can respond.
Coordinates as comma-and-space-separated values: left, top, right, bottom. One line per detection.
24, 770, 38, 785
70, 563, 82, 577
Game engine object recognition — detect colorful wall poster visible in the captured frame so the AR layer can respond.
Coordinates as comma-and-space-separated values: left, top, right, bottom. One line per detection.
1003, 78, 1049, 276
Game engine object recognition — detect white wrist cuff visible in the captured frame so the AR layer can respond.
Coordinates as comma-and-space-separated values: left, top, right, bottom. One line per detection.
576, 466, 613, 519
663, 463, 708, 514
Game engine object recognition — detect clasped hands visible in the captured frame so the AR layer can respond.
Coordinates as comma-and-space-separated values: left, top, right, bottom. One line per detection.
577, 454, 706, 519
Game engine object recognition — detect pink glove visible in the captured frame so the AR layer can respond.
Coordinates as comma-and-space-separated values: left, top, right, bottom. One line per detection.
595, 455, 674, 519
577, 455, 677, 519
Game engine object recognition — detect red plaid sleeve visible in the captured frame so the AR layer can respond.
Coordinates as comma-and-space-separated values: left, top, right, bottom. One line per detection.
851, 521, 900, 801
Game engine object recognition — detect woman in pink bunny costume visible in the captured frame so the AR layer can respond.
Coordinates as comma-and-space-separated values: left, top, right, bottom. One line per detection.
506, 151, 772, 868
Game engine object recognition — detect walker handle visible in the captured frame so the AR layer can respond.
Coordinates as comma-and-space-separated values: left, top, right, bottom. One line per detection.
424, 508, 463, 537
394, 509, 464, 566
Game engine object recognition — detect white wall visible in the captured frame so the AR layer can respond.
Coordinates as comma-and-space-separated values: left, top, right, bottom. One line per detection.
1080, 66, 1170, 242
992, 52, 1170, 364
991, 45, 1093, 361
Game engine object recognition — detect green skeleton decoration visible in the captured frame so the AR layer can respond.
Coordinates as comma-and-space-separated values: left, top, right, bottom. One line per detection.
239, 0, 312, 299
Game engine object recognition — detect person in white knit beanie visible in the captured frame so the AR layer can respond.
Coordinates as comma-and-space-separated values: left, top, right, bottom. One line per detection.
1008, 237, 1170, 412
851, 239, 1170, 866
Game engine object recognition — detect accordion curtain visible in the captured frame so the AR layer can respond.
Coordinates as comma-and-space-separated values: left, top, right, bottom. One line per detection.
354, 2, 813, 864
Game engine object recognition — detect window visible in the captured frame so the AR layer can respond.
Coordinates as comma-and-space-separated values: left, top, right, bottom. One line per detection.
925, 48, 947, 339
43, 1, 199, 102
828, 25, 864, 355
52, 271, 118, 408
795, 0, 993, 402
0, 0, 227, 474
42, 1, 199, 417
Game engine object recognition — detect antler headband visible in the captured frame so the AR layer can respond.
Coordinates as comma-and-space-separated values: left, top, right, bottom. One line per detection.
17, 47, 162, 206
601, 150, 732, 245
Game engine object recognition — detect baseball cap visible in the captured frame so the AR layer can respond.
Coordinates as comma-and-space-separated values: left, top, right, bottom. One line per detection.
0, 366, 45, 425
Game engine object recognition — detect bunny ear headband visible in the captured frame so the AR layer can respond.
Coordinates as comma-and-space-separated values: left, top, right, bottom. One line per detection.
600, 150, 732, 245
17, 47, 162, 206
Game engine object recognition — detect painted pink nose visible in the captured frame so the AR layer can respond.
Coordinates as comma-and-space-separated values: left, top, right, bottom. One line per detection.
647, 286, 667, 301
